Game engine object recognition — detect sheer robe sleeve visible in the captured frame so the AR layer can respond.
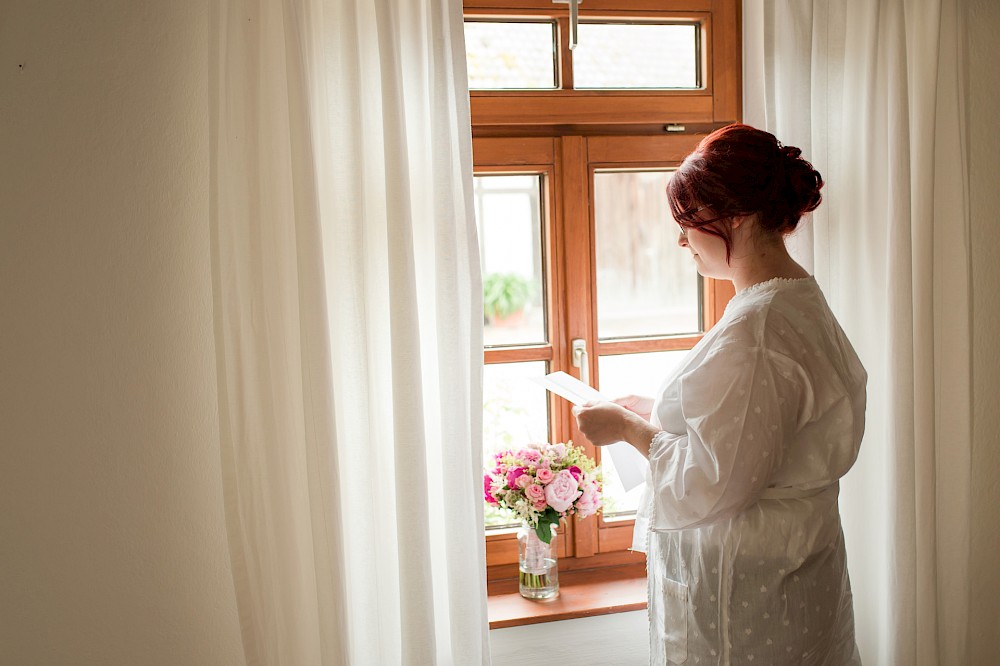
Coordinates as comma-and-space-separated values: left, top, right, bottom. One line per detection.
647, 343, 810, 531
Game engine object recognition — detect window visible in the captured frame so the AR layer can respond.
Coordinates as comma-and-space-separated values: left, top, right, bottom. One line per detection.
467, 0, 740, 599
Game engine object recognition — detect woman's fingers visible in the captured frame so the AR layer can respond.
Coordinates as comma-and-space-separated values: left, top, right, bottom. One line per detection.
573, 401, 628, 446
612, 395, 654, 421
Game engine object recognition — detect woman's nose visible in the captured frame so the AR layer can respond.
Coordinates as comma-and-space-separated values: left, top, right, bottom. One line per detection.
677, 229, 688, 247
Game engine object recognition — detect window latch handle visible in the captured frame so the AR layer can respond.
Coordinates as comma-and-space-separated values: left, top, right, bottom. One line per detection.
552, 0, 582, 50
571, 338, 590, 387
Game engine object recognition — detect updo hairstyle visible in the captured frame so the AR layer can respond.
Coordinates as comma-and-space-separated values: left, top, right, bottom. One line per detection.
666, 124, 823, 260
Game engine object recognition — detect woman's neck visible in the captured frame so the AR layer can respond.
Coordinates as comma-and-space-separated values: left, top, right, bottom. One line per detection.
728, 240, 810, 292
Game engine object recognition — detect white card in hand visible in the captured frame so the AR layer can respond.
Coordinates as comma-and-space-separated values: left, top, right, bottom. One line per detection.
532, 370, 606, 406
532, 371, 647, 492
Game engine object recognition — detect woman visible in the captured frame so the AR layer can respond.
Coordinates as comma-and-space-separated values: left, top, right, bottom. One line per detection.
574, 124, 866, 665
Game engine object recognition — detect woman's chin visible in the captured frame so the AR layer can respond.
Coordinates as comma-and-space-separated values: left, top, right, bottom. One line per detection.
690, 256, 729, 281
695, 266, 730, 281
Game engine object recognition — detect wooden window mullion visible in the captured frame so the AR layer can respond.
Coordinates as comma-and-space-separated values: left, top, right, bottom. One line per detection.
557, 135, 599, 559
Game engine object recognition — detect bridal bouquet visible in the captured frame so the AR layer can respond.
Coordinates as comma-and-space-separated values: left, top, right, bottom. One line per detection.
483, 441, 602, 543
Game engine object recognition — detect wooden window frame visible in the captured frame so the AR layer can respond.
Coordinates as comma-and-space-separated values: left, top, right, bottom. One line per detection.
465, 0, 741, 136
468, 0, 741, 624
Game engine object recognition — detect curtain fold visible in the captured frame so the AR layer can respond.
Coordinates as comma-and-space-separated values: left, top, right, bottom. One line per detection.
209, 0, 488, 663
744, 1, 971, 664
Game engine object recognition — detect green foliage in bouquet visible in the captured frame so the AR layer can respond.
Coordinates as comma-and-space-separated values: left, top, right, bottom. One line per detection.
533, 506, 561, 544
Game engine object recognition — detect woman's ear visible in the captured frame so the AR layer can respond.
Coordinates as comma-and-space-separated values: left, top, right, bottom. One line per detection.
730, 213, 759, 231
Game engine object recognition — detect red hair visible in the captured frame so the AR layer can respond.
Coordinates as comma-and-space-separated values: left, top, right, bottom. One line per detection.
666, 124, 823, 260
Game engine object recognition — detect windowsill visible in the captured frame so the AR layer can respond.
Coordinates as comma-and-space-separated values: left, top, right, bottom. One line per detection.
487, 562, 647, 629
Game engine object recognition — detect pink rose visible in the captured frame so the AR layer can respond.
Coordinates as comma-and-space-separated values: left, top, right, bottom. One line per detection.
519, 449, 542, 464
548, 443, 566, 460
544, 469, 582, 513
506, 467, 525, 488
536, 467, 554, 484
576, 483, 600, 518
515, 473, 531, 489
533, 499, 547, 511
525, 484, 546, 503
568, 465, 582, 481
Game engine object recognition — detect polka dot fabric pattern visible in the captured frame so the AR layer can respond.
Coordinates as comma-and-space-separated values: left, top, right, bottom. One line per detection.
633, 277, 866, 665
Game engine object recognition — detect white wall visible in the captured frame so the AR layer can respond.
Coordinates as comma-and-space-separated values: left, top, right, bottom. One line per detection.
490, 611, 649, 665
967, 0, 1000, 663
0, 2, 244, 664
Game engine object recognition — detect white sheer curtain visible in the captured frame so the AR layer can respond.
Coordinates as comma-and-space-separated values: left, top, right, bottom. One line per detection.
744, 1, 971, 664
209, 1, 488, 664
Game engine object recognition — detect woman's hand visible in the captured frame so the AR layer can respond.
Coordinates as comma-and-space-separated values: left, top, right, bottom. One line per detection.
613, 394, 655, 422
573, 401, 635, 447
574, 400, 661, 457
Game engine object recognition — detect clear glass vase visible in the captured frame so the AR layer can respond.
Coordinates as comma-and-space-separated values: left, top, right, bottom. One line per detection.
517, 522, 559, 599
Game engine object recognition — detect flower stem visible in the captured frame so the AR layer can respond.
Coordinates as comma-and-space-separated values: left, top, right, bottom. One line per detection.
519, 571, 551, 589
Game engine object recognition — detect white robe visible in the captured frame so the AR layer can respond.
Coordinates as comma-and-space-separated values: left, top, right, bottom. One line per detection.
633, 277, 866, 666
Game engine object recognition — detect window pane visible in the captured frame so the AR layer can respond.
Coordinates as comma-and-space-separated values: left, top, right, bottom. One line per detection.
597, 350, 690, 518
465, 21, 557, 90
594, 170, 701, 339
484, 361, 550, 529
574, 23, 698, 89
475, 175, 546, 346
